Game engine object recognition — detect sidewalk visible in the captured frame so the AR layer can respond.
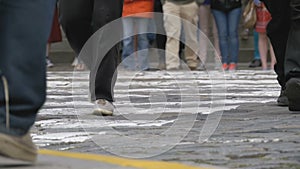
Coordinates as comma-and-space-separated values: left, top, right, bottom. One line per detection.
0, 150, 219, 169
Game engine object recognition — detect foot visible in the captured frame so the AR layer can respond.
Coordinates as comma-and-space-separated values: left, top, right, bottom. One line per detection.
277, 88, 289, 106
46, 57, 54, 68
249, 59, 262, 68
93, 99, 114, 116
197, 63, 206, 71
222, 63, 229, 71
285, 78, 300, 111
228, 63, 237, 71
186, 60, 198, 71
0, 132, 37, 162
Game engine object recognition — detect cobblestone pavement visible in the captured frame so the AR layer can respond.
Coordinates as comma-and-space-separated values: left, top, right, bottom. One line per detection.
32, 69, 300, 169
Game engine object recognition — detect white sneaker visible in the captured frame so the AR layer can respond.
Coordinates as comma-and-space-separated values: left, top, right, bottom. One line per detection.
92, 99, 114, 116
46, 57, 54, 68
0, 132, 37, 162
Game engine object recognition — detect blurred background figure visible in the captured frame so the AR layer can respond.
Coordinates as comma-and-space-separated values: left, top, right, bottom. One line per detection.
254, 0, 276, 70
162, 0, 199, 70
153, 0, 167, 70
196, 0, 221, 70
211, 0, 242, 71
46, 4, 62, 68
248, 30, 262, 68
121, 0, 154, 70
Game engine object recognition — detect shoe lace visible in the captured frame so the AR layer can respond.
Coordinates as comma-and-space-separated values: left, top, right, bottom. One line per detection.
0, 71, 10, 130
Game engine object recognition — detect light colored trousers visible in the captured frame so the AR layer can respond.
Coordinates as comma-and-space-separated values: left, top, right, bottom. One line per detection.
163, 1, 199, 69
198, 4, 221, 64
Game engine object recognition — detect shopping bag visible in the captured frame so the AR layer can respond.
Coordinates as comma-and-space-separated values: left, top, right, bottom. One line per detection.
243, 0, 257, 29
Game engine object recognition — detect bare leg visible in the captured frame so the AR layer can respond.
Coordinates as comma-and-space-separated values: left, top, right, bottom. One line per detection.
259, 32, 268, 70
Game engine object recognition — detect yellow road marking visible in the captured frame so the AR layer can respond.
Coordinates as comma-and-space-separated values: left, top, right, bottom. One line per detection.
39, 149, 212, 169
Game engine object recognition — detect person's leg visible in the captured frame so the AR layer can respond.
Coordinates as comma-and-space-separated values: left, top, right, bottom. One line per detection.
249, 30, 262, 67
212, 10, 229, 65
137, 18, 150, 70
0, 0, 55, 161
181, 2, 199, 70
0, 0, 55, 136
253, 30, 261, 60
263, 0, 291, 87
269, 41, 276, 70
154, 0, 167, 69
121, 17, 136, 70
92, 0, 123, 103
211, 13, 221, 61
198, 4, 210, 64
227, 7, 242, 65
163, 1, 181, 69
59, 0, 93, 55
285, 0, 300, 111
258, 32, 269, 70
263, 0, 291, 106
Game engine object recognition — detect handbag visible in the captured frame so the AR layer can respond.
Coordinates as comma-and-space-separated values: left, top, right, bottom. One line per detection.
243, 0, 257, 29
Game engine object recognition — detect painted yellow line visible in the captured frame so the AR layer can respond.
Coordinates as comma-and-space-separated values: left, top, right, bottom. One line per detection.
39, 149, 212, 169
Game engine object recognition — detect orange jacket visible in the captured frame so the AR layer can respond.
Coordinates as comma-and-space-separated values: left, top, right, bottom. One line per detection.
122, 0, 154, 18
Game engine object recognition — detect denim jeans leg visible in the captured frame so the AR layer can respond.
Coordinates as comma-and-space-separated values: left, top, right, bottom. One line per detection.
137, 18, 150, 70
228, 8, 241, 63
0, 0, 55, 136
122, 17, 136, 70
253, 30, 261, 60
212, 10, 229, 64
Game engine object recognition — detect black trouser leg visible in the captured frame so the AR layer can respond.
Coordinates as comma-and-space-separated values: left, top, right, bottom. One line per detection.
59, 0, 123, 102
263, 0, 291, 88
154, 0, 166, 64
58, 0, 93, 54
285, 0, 300, 80
93, 0, 123, 102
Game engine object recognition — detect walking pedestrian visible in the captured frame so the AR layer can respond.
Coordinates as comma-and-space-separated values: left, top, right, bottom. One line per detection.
0, 0, 56, 162
59, 0, 124, 116
261, 0, 290, 106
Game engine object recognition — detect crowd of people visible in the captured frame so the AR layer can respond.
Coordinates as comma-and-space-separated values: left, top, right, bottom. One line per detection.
46, 0, 277, 72
0, 0, 299, 164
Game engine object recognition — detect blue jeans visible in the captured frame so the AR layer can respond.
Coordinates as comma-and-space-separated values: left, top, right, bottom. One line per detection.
0, 0, 55, 136
212, 8, 241, 64
253, 30, 260, 60
122, 17, 150, 70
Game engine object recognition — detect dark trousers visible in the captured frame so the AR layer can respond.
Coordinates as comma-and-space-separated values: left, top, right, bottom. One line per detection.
263, 0, 291, 88
0, 0, 55, 136
285, 0, 300, 80
154, 0, 167, 64
59, 0, 123, 102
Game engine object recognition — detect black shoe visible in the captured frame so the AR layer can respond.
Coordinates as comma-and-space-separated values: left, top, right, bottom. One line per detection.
249, 59, 262, 68
285, 78, 300, 111
277, 88, 289, 106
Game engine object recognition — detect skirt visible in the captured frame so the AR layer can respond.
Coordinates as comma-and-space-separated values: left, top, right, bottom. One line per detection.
255, 4, 272, 33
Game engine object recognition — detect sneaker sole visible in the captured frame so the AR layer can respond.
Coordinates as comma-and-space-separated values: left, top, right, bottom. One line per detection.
0, 133, 37, 162
93, 109, 113, 116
